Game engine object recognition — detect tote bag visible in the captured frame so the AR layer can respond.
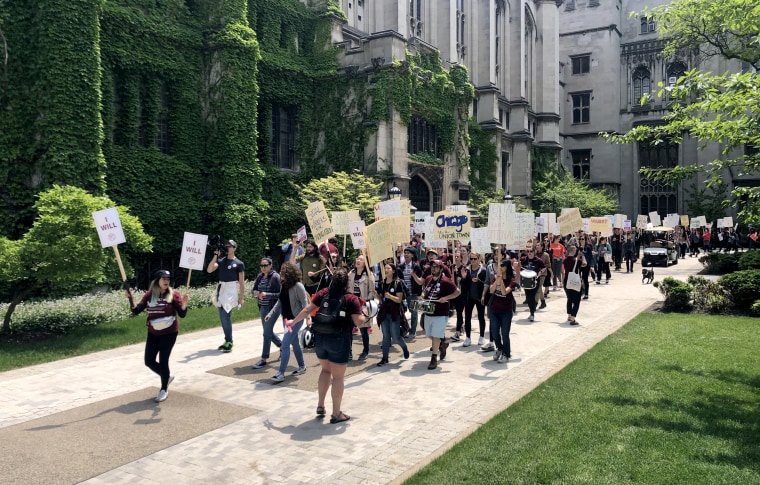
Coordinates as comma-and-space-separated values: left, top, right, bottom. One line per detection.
566, 260, 582, 292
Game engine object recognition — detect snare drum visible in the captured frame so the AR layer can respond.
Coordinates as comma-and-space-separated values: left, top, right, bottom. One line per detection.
411, 300, 436, 314
520, 269, 538, 290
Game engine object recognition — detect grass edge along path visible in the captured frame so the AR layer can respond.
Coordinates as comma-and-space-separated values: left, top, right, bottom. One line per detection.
0, 305, 260, 372
404, 312, 760, 485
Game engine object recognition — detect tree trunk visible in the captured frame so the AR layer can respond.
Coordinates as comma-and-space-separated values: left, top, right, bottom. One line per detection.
2, 284, 38, 333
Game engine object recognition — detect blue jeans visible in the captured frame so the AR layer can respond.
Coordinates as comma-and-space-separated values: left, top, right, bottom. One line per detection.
405, 293, 419, 334
278, 319, 305, 374
259, 303, 282, 359
381, 314, 408, 360
490, 311, 513, 357
218, 307, 233, 343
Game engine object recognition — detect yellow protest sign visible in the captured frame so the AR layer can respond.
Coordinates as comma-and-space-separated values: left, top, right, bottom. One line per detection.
305, 201, 334, 243
365, 218, 393, 266
332, 210, 361, 235
558, 208, 583, 236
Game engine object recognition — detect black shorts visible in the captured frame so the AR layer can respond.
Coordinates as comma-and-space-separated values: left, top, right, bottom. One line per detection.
314, 331, 351, 365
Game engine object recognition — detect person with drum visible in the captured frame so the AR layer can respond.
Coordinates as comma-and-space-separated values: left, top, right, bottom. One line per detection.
519, 248, 546, 322
420, 259, 460, 370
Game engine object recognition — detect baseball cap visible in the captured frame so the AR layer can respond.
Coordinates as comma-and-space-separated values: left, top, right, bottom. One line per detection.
426, 248, 439, 256
431, 259, 444, 267
225, 239, 237, 248
154, 269, 171, 279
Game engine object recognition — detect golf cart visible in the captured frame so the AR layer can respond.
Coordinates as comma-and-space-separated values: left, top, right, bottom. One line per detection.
641, 226, 678, 267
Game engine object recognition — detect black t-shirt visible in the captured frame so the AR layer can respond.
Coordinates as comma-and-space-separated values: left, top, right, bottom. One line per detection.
217, 256, 245, 282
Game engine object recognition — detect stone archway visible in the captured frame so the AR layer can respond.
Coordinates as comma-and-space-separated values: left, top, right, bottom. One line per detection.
408, 164, 443, 212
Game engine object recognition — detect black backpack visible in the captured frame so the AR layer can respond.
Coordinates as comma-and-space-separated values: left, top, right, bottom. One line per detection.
311, 294, 348, 335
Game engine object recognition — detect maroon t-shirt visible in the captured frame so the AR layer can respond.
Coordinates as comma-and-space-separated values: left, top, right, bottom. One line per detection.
310, 287, 363, 332
421, 275, 458, 316
488, 276, 517, 314
135, 289, 184, 335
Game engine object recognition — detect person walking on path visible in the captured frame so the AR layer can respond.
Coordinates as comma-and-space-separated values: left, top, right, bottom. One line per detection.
579, 235, 595, 300
292, 239, 326, 295
460, 252, 489, 348
347, 254, 375, 360
251, 257, 282, 369
487, 259, 517, 363
420, 260, 460, 370
563, 246, 585, 325
265, 263, 309, 382
376, 262, 410, 367
623, 233, 636, 273
125, 270, 188, 402
206, 239, 245, 352
595, 236, 612, 284
290, 268, 365, 424
519, 248, 546, 322
400, 247, 423, 338
548, 235, 565, 289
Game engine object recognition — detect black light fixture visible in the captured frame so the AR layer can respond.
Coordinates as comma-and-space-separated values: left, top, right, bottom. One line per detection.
389, 181, 402, 200
503, 193, 514, 203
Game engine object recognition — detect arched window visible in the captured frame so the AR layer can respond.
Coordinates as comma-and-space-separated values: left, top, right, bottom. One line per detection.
667, 62, 687, 87
633, 67, 651, 103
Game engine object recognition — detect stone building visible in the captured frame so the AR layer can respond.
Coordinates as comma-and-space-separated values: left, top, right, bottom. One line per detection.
559, 0, 747, 219
334, 0, 562, 211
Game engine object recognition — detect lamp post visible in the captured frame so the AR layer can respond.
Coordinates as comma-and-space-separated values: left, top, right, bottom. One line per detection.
389, 181, 402, 200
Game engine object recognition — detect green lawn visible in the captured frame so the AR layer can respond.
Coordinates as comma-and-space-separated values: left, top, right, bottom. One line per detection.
0, 304, 260, 372
406, 313, 760, 485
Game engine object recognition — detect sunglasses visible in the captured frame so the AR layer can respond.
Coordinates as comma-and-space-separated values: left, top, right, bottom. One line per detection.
470, 257, 478, 260
526, 250, 534, 253
259, 264, 270, 267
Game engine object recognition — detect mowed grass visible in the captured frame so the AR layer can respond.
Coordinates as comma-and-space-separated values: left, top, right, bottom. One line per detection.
0, 304, 260, 372
406, 313, 760, 485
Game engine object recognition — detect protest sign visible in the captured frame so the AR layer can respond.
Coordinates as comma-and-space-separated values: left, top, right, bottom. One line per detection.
470, 227, 492, 255
680, 215, 690, 227
514, 213, 536, 245
649, 211, 661, 227
446, 204, 469, 212
306, 201, 334, 242
179, 232, 208, 271
93, 208, 126, 248
331, 210, 361, 235
664, 213, 679, 228
433, 210, 471, 242
365, 218, 393, 265
389, 216, 410, 243
92, 207, 128, 282
558, 208, 583, 236
623, 220, 632, 232
374, 200, 402, 220
541, 213, 557, 234
636, 215, 649, 230
589, 216, 612, 236
581, 218, 590, 233
723, 216, 734, 228
296, 225, 308, 242
349, 221, 366, 249
414, 211, 430, 233
535, 217, 546, 234
614, 214, 626, 229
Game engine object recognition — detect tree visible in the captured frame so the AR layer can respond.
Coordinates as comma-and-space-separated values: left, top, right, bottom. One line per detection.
0, 185, 152, 333
605, 0, 760, 223
299, 171, 384, 225
532, 173, 620, 217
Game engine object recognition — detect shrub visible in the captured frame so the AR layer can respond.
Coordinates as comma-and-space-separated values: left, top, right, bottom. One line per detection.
698, 252, 739, 274
751, 300, 760, 317
719, 270, 760, 310
738, 250, 760, 270
688, 276, 729, 314
653, 277, 692, 311
2, 282, 253, 334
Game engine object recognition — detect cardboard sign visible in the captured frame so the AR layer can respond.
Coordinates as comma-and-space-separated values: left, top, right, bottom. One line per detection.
690, 218, 701, 229
558, 208, 583, 236
623, 220, 632, 232
179, 232, 208, 271
488, 203, 514, 244
664, 214, 679, 228
470, 227, 492, 255
723, 216, 734, 228
414, 211, 430, 233
306, 201, 334, 243
365, 218, 393, 265
389, 215, 410, 243
514, 213, 536, 246
589, 216, 613, 236
349, 221, 366, 249
296, 225, 308, 242
648, 211, 661, 227
92, 207, 127, 248
636, 215, 649, 230
717, 218, 724, 228
423, 215, 447, 248
680, 215, 690, 227
541, 213, 557, 233
433, 210, 471, 241
331, 210, 361, 235
535, 217, 546, 234
581, 218, 590, 233
374, 200, 402, 220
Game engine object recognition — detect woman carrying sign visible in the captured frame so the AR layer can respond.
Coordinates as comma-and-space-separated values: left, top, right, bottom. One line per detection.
125, 270, 188, 402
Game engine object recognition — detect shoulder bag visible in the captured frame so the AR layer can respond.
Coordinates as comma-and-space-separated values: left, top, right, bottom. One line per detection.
566, 259, 582, 292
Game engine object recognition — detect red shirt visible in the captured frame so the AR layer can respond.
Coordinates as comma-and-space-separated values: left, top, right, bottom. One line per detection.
489, 276, 517, 313
310, 287, 364, 332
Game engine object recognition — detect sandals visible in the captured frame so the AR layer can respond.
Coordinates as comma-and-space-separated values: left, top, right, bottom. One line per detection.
316, 405, 326, 416
329, 411, 351, 424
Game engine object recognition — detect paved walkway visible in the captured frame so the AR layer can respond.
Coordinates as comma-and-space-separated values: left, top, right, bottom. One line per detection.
0, 257, 703, 484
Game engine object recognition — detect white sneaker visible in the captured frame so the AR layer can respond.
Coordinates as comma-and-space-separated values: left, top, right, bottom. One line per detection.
155, 390, 168, 402
271, 372, 285, 383
291, 366, 307, 376
480, 341, 495, 351
493, 349, 501, 361
477, 337, 485, 346
529, 314, 535, 322
462, 337, 471, 347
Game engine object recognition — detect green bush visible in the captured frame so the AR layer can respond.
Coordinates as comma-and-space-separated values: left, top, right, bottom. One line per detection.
750, 300, 760, 317
2, 282, 254, 334
698, 252, 739, 274
719, 270, 760, 310
653, 277, 692, 311
738, 250, 760, 270
688, 276, 729, 314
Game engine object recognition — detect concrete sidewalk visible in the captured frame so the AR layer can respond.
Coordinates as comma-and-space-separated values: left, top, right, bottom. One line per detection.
0, 257, 702, 484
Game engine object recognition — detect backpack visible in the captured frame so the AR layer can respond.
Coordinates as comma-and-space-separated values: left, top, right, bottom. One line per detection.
311, 293, 348, 335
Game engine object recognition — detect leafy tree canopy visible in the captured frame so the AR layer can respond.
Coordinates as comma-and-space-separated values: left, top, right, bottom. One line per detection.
605, 0, 760, 223
532, 173, 620, 217
299, 170, 384, 226
0, 185, 152, 332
